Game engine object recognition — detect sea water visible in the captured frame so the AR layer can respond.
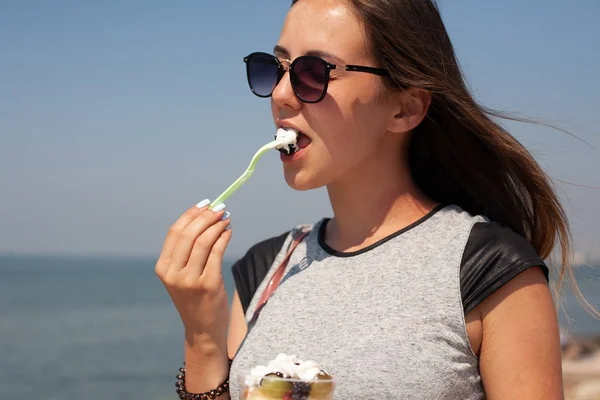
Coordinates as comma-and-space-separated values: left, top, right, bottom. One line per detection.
0, 255, 598, 400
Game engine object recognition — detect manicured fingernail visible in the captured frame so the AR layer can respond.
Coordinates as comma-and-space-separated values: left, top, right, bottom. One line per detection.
195, 199, 210, 208
211, 203, 226, 212
225, 223, 231, 231
221, 211, 231, 221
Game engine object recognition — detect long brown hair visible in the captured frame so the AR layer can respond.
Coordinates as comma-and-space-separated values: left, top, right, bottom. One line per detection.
291, 0, 598, 317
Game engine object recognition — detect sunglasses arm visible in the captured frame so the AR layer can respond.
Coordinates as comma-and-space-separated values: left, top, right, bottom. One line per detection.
344, 65, 390, 76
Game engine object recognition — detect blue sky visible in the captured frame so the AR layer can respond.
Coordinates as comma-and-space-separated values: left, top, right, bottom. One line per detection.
0, 0, 599, 262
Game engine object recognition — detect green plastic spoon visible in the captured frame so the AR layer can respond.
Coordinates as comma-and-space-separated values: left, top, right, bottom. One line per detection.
209, 129, 297, 209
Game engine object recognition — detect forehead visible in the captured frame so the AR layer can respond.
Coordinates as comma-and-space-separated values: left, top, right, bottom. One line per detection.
276, 0, 370, 63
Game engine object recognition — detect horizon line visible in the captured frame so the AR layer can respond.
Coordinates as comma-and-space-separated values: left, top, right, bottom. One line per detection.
0, 251, 243, 262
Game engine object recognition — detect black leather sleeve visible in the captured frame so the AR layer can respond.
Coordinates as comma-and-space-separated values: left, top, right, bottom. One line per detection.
231, 231, 290, 313
460, 222, 549, 315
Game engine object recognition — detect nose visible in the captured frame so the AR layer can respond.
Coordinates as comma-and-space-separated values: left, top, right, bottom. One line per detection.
271, 70, 302, 111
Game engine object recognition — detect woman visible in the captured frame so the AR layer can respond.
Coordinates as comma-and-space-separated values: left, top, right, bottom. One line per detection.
156, 0, 568, 398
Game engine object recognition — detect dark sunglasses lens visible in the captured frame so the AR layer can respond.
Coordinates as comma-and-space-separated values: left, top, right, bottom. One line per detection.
292, 57, 328, 102
247, 54, 279, 97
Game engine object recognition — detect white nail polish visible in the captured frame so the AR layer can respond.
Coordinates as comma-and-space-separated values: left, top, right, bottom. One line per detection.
195, 199, 210, 208
225, 223, 231, 231
211, 203, 226, 212
221, 211, 231, 221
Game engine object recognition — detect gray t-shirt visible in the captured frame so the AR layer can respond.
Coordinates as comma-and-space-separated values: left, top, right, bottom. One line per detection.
229, 205, 493, 399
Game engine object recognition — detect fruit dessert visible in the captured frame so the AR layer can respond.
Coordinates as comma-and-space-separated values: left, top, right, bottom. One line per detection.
242, 354, 334, 400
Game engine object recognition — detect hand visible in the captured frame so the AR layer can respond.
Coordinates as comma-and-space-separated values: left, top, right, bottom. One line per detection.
155, 200, 232, 351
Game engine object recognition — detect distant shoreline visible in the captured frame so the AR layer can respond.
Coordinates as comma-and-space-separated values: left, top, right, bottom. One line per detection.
0, 253, 242, 264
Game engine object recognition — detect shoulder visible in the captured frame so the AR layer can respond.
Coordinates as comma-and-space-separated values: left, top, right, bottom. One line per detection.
231, 223, 316, 313
231, 231, 290, 314
460, 221, 549, 315
231, 223, 315, 272
463, 221, 547, 268
231, 230, 290, 276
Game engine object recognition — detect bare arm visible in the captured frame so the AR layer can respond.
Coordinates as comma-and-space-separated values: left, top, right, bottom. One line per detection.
155, 204, 233, 397
228, 289, 248, 359
478, 266, 564, 399
180, 289, 247, 400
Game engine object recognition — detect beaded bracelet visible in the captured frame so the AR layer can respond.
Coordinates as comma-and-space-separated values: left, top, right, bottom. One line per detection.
175, 359, 233, 400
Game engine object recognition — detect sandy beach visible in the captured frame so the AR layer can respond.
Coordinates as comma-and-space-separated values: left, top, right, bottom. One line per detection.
563, 336, 600, 399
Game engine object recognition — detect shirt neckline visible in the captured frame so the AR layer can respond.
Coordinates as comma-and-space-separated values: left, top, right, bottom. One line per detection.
317, 204, 447, 258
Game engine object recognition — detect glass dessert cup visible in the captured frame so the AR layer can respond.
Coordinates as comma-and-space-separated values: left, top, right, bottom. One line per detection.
239, 373, 335, 400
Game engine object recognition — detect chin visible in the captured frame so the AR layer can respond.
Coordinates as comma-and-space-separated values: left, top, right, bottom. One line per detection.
283, 168, 328, 191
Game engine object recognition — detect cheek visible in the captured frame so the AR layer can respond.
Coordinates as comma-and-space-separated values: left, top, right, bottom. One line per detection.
312, 96, 388, 161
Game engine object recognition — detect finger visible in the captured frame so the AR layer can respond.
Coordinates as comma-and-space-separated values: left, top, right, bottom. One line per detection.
169, 204, 226, 271
203, 224, 233, 283
185, 212, 231, 277
157, 200, 211, 264
156, 200, 211, 276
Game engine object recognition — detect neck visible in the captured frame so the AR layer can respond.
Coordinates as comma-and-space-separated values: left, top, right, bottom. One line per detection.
324, 136, 438, 252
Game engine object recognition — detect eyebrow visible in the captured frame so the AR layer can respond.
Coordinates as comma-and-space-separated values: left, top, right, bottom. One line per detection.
273, 45, 345, 65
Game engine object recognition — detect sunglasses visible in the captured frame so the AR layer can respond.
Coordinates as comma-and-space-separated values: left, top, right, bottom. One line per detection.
243, 52, 389, 103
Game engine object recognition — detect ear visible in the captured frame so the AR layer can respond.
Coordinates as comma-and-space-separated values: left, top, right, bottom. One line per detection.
387, 87, 431, 134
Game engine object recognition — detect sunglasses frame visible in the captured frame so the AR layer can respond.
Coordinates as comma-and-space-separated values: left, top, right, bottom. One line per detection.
243, 52, 390, 104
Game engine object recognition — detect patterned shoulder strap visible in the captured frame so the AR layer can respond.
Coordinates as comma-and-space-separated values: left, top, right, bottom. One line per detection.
248, 226, 311, 325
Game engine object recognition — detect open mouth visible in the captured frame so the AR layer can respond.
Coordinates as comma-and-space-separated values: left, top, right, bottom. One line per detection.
296, 132, 311, 150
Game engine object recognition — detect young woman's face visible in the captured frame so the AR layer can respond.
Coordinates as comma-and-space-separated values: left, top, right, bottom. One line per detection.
271, 0, 400, 190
